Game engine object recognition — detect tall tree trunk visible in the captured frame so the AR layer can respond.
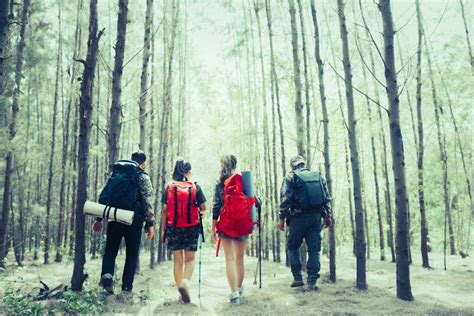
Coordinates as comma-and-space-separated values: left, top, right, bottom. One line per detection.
0, 0, 30, 267
378, 0, 413, 301
424, 40, 456, 256
364, 16, 396, 263
459, 0, 474, 74
414, 0, 430, 268
265, 0, 281, 263
108, 0, 129, 172
296, 0, 311, 162
139, 0, 153, 150
71, 0, 103, 291
0, 0, 10, 95
288, 0, 305, 158
45, 3, 62, 264
337, 0, 366, 290
310, 0, 335, 281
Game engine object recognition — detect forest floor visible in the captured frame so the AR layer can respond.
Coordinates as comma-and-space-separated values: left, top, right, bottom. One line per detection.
0, 246, 473, 315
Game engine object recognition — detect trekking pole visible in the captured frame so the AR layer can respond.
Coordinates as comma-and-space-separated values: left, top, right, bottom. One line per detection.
258, 203, 262, 289
198, 213, 204, 299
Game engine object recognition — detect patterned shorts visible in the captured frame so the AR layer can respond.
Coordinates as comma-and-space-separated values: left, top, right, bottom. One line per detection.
166, 224, 201, 252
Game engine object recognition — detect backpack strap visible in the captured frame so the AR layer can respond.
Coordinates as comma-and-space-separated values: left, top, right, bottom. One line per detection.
187, 186, 192, 224
172, 185, 178, 227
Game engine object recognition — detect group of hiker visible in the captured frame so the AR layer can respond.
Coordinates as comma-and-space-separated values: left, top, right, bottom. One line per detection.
92, 151, 332, 305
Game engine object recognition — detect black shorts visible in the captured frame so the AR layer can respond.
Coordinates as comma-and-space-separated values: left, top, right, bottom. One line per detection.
166, 224, 201, 252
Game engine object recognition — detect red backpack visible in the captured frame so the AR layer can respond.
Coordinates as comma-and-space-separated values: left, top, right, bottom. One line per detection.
166, 181, 200, 228
216, 174, 256, 238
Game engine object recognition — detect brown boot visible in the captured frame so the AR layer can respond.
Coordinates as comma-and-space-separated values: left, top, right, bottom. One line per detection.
290, 280, 305, 288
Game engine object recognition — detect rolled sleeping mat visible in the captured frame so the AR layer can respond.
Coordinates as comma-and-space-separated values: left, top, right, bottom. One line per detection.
241, 171, 257, 229
83, 201, 134, 225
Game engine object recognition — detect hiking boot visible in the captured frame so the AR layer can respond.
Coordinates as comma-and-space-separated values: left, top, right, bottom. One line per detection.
229, 291, 241, 305
290, 280, 305, 288
307, 283, 318, 291
100, 274, 114, 295
178, 279, 191, 304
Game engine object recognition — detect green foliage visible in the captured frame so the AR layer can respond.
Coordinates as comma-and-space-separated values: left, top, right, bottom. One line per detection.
2, 288, 45, 316
57, 288, 108, 314
2, 287, 108, 315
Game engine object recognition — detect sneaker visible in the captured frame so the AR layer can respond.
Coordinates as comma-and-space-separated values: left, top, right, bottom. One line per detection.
178, 279, 191, 304
100, 274, 114, 294
290, 280, 305, 288
238, 287, 244, 297
229, 291, 240, 305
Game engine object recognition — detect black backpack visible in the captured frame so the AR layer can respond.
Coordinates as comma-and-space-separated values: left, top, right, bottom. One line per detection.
99, 160, 144, 217
293, 168, 326, 211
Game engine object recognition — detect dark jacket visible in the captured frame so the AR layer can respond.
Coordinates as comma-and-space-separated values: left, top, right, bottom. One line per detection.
212, 182, 224, 220
279, 167, 332, 221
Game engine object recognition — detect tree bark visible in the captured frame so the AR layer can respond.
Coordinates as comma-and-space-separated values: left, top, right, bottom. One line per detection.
0, 0, 30, 267
424, 39, 456, 256
0, 0, 10, 95
45, 3, 62, 264
288, 0, 305, 158
108, 0, 129, 172
414, 0, 430, 268
265, 0, 281, 263
310, 0, 335, 281
378, 0, 413, 301
337, 0, 366, 290
296, 0, 311, 162
459, 0, 474, 74
71, 0, 103, 291
139, 0, 153, 150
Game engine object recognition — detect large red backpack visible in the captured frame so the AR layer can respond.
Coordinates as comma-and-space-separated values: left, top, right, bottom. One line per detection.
216, 174, 256, 238
166, 181, 200, 228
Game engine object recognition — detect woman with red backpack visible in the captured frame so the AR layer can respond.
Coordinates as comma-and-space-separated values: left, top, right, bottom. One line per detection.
212, 154, 256, 305
160, 158, 206, 304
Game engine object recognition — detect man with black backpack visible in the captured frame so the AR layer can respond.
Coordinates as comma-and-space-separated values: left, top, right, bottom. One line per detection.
92, 151, 155, 294
277, 155, 332, 290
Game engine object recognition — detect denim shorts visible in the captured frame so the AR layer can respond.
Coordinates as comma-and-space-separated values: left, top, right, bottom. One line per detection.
218, 232, 249, 241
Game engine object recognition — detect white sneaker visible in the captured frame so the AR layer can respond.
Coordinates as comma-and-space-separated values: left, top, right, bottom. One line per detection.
229, 291, 240, 305
238, 287, 244, 297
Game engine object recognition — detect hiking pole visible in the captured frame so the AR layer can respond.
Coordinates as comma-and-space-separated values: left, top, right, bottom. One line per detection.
198, 212, 204, 299
258, 203, 262, 289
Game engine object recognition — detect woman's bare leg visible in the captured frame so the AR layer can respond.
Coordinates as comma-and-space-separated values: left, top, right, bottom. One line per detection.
222, 238, 238, 293
235, 240, 247, 288
183, 251, 196, 281
173, 250, 184, 287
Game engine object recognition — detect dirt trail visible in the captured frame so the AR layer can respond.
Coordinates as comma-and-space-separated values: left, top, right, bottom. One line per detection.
1, 245, 473, 315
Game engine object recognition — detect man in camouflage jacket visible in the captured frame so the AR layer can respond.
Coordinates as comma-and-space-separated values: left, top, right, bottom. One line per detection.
277, 155, 332, 290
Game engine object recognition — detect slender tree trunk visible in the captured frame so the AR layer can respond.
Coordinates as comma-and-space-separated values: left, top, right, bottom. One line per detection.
71, 0, 103, 291
265, 0, 281, 263
378, 0, 413, 301
414, 0, 430, 268
364, 18, 396, 263
45, 3, 62, 264
0, 0, 10, 95
288, 0, 305, 158
296, 0, 311, 162
108, 0, 129, 172
337, 0, 366, 290
139, 0, 153, 150
310, 0, 335, 281
0, 0, 30, 267
424, 41, 456, 256
149, 11, 157, 269
459, 0, 474, 74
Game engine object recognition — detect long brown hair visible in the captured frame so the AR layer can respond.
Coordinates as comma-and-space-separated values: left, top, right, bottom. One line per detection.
219, 154, 237, 185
